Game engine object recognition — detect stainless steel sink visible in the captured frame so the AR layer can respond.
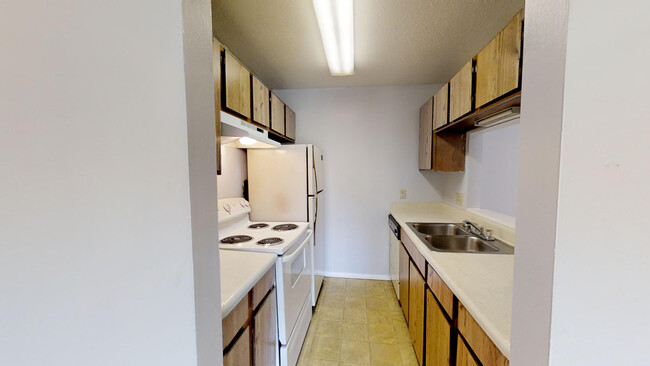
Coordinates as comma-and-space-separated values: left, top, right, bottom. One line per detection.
410, 223, 469, 236
423, 235, 499, 253
406, 222, 514, 254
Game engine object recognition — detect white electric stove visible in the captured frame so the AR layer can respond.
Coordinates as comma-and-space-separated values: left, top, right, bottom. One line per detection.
218, 197, 312, 366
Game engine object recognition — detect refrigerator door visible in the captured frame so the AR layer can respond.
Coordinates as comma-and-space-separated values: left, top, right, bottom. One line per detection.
248, 146, 309, 222
308, 194, 324, 306
308, 145, 324, 195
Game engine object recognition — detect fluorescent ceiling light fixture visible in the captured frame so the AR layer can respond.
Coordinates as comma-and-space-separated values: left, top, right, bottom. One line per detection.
313, 0, 354, 76
475, 107, 521, 128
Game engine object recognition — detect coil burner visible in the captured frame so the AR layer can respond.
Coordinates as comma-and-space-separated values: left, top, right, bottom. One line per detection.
272, 224, 298, 231
248, 223, 269, 229
220, 235, 253, 244
257, 237, 284, 246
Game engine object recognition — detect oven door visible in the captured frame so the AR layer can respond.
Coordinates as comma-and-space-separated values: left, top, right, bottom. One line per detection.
276, 229, 313, 345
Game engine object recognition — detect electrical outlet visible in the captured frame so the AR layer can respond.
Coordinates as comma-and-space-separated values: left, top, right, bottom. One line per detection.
400, 189, 407, 200
456, 193, 464, 206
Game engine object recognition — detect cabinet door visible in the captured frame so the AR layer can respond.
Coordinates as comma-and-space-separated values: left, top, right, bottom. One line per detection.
285, 106, 296, 140
449, 61, 473, 121
408, 261, 425, 365
223, 325, 251, 366
458, 303, 509, 366
475, 10, 522, 108
252, 76, 270, 127
213, 39, 222, 175
270, 92, 285, 135
225, 51, 251, 118
433, 133, 466, 172
418, 97, 433, 170
253, 289, 277, 366
399, 243, 410, 322
433, 84, 449, 129
456, 338, 479, 366
426, 290, 451, 366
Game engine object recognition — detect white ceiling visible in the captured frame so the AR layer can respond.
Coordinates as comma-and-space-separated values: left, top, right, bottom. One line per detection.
212, 0, 524, 90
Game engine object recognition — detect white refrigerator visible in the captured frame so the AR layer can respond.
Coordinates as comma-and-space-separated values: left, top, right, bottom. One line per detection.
247, 144, 325, 306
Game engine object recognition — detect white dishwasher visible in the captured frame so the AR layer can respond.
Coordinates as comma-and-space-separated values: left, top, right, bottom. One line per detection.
388, 214, 400, 297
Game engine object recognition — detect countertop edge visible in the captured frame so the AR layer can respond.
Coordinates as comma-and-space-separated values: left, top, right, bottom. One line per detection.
220, 252, 276, 319
390, 203, 512, 358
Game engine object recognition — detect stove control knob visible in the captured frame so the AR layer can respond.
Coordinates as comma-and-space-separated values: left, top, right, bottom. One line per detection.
240, 201, 245, 207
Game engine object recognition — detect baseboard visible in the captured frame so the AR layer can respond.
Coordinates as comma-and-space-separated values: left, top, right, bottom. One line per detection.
315, 270, 391, 281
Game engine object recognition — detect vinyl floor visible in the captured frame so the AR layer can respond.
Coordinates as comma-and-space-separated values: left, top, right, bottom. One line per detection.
297, 277, 419, 366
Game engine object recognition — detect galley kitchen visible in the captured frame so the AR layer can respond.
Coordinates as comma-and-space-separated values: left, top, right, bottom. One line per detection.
4, 1, 648, 366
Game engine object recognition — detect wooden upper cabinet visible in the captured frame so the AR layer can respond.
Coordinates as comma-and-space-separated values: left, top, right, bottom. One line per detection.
433, 133, 466, 172
270, 92, 285, 135
433, 84, 449, 130
408, 261, 426, 365
212, 39, 222, 175
449, 61, 473, 121
418, 97, 433, 170
224, 51, 251, 118
399, 243, 410, 322
426, 289, 452, 366
285, 106, 296, 140
252, 76, 270, 127
475, 10, 523, 108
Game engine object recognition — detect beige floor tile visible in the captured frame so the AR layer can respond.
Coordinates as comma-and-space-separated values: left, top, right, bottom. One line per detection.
366, 309, 391, 324
339, 340, 370, 364
345, 278, 366, 288
321, 293, 346, 307
316, 305, 344, 322
368, 319, 397, 344
364, 280, 387, 290
366, 296, 390, 310
341, 322, 368, 341
340, 362, 369, 366
311, 336, 341, 361
364, 287, 386, 297
317, 320, 342, 339
392, 320, 412, 345
297, 354, 310, 366
345, 295, 366, 308
325, 277, 346, 287
398, 343, 419, 366
369, 343, 402, 366
310, 359, 340, 366
343, 306, 367, 323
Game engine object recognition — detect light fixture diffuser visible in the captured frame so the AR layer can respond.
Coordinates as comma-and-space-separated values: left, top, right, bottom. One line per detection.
313, 0, 354, 76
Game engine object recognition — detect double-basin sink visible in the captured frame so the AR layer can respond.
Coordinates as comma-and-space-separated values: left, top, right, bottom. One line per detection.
406, 222, 514, 254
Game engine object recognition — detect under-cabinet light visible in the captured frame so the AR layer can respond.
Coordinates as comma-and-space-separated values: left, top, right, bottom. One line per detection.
313, 0, 354, 76
475, 107, 521, 128
238, 137, 256, 146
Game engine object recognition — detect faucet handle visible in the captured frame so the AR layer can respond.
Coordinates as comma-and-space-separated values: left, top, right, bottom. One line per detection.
484, 229, 494, 240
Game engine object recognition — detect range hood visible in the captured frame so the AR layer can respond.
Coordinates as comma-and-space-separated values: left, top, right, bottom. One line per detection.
220, 111, 280, 149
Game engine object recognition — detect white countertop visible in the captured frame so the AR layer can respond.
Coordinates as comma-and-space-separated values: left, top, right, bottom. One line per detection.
390, 202, 514, 359
219, 249, 277, 318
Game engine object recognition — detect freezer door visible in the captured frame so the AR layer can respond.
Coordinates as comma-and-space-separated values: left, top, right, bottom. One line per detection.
308, 145, 324, 195
248, 146, 309, 222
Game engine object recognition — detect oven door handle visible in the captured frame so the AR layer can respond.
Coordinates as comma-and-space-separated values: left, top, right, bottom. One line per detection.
282, 230, 312, 263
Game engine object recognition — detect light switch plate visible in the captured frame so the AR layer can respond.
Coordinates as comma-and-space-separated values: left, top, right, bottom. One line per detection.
400, 189, 406, 200
456, 193, 464, 206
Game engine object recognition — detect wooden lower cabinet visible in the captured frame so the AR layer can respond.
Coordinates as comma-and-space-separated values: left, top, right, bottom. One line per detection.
399, 243, 410, 322
408, 261, 426, 365
253, 289, 277, 365
223, 325, 251, 366
458, 303, 509, 366
426, 290, 451, 366
456, 337, 479, 366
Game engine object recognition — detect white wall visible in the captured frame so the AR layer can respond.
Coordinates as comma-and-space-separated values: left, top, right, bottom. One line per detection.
217, 147, 248, 198
276, 85, 444, 278
0, 1, 219, 365
440, 121, 520, 222
548, 1, 650, 364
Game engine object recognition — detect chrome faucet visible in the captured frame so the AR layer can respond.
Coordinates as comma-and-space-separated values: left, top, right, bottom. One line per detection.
463, 220, 495, 241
